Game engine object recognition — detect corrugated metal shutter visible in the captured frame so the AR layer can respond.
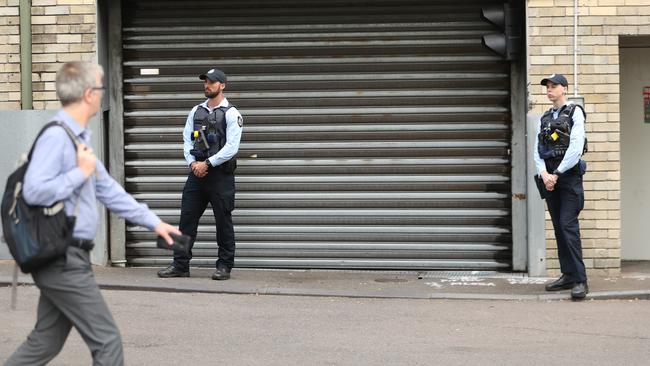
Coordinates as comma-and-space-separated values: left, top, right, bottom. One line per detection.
121, 0, 513, 270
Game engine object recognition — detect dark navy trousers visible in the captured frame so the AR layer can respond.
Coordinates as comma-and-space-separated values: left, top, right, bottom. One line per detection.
545, 169, 587, 282
173, 169, 236, 271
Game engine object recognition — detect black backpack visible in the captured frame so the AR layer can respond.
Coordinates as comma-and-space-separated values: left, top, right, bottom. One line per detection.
1, 121, 81, 273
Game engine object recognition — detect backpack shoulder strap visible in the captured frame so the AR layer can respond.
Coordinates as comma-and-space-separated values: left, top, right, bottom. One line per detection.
568, 104, 586, 121
27, 120, 80, 161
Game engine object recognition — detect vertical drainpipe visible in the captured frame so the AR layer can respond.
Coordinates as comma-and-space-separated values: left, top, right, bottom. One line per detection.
19, 0, 32, 110
573, 0, 578, 97
570, 0, 584, 107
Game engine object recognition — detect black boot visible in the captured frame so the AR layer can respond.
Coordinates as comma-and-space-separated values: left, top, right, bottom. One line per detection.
157, 265, 190, 278
211, 266, 231, 280
571, 282, 589, 299
544, 275, 574, 291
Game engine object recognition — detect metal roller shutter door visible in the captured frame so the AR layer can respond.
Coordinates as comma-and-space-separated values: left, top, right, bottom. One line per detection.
120, 0, 513, 270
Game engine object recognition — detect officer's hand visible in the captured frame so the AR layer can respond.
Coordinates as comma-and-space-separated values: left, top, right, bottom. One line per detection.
541, 171, 557, 191
191, 161, 208, 177
77, 144, 97, 177
154, 222, 182, 245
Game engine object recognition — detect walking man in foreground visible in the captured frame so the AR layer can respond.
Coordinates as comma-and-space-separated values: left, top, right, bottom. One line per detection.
5, 61, 180, 365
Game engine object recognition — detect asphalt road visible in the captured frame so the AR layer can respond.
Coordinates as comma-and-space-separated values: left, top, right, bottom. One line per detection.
1, 286, 649, 365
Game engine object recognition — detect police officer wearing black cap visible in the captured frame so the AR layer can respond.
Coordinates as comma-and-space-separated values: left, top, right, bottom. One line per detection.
158, 68, 243, 280
534, 73, 589, 299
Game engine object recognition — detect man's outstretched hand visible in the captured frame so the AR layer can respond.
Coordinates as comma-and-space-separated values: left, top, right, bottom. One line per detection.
154, 222, 182, 245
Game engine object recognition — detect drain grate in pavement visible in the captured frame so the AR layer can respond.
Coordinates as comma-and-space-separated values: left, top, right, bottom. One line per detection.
418, 271, 527, 279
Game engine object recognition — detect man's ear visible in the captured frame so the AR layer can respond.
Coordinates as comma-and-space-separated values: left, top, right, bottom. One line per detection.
83, 88, 94, 103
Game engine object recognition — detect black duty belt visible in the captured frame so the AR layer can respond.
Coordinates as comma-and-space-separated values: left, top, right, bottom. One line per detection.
70, 239, 95, 251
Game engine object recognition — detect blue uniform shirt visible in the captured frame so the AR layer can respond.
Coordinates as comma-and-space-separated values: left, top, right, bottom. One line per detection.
533, 101, 586, 175
182, 98, 243, 167
23, 110, 161, 240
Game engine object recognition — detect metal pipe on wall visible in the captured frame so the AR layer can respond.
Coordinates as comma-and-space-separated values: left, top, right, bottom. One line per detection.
573, 0, 579, 97
19, 0, 32, 109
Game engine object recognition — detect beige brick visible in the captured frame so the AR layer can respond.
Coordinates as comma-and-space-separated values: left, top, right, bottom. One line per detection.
581, 16, 607, 26
56, 33, 81, 43
530, 55, 556, 65
551, 17, 573, 26
582, 210, 609, 220
0, 43, 19, 53
540, 45, 569, 55
0, 101, 21, 110
33, 53, 57, 63
69, 43, 94, 52
44, 100, 61, 109
69, 5, 95, 14
40, 72, 56, 81
30, 7, 44, 15
592, 45, 618, 55
616, 6, 639, 15
31, 15, 57, 24
596, 219, 620, 229
589, 6, 618, 16
33, 34, 57, 44
608, 210, 620, 219
608, 229, 620, 240
35, 43, 69, 52
0, 7, 18, 16
599, 0, 625, 5
593, 199, 619, 210
55, 14, 83, 24
594, 258, 620, 268
0, 24, 18, 35
32, 0, 57, 5
529, 0, 556, 7
32, 63, 61, 72
607, 25, 639, 34
51, 24, 71, 33
539, 27, 568, 36
44, 6, 70, 15
69, 23, 95, 33
32, 101, 46, 110
81, 33, 95, 43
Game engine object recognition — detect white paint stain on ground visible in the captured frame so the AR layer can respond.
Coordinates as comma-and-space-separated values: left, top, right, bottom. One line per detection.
507, 278, 550, 285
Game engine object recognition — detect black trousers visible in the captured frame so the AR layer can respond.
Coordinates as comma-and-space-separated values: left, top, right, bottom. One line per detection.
545, 169, 587, 282
173, 169, 236, 271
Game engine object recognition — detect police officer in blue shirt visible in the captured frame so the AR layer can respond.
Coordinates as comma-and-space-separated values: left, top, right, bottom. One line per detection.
158, 68, 243, 280
534, 73, 589, 299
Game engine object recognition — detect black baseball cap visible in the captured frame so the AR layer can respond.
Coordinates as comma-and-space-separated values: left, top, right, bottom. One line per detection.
540, 73, 568, 87
199, 68, 227, 83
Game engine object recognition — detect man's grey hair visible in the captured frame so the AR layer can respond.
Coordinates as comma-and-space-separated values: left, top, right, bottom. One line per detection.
56, 61, 104, 106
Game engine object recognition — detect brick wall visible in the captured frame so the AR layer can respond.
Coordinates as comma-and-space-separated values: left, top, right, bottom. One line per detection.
0, 0, 96, 111
527, 0, 649, 277
0, 0, 20, 110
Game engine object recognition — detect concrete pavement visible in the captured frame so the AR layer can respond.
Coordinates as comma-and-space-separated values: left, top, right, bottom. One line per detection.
1, 261, 650, 301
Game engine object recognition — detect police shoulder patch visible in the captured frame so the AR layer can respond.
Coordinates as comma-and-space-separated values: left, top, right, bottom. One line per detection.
237, 115, 243, 127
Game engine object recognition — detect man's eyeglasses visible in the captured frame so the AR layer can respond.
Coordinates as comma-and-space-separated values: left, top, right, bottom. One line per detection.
91, 86, 106, 91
